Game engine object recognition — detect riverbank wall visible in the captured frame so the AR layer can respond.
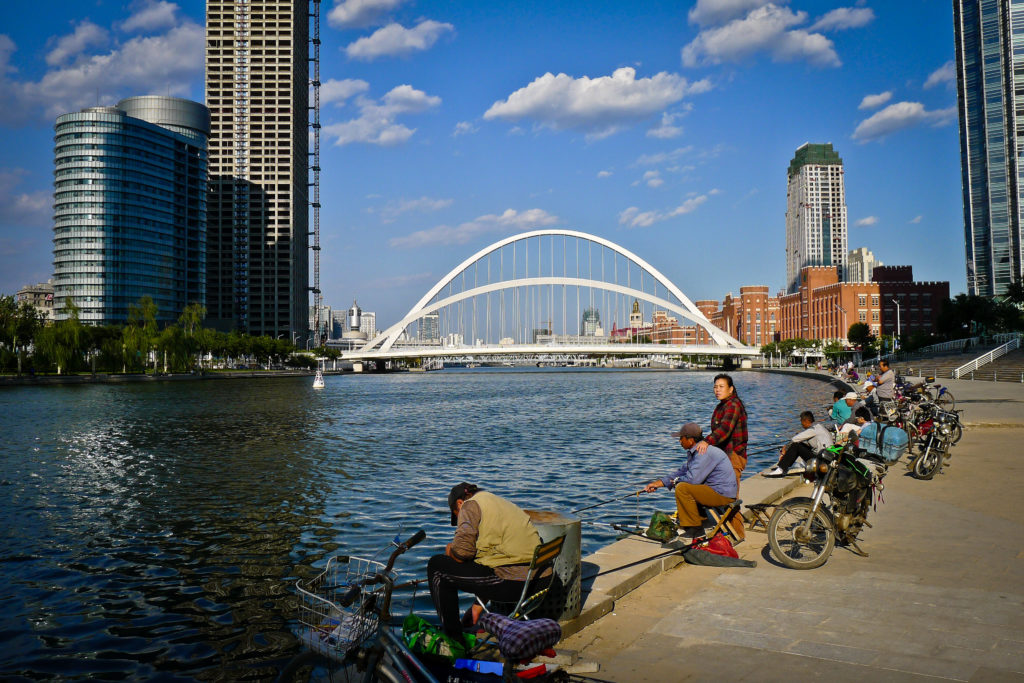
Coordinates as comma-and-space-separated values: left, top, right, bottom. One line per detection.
0, 369, 325, 387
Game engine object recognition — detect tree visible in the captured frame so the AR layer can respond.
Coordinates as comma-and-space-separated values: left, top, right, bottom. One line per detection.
34, 298, 83, 374
847, 322, 873, 349
123, 296, 159, 372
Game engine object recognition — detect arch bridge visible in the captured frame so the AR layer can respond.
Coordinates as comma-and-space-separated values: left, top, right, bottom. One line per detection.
343, 229, 757, 362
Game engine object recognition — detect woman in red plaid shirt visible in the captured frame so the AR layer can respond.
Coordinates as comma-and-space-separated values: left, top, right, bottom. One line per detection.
694, 373, 749, 488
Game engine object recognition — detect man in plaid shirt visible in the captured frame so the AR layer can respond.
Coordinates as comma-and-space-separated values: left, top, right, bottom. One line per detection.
694, 373, 748, 487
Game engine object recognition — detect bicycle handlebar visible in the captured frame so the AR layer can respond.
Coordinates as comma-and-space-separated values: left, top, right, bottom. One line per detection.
337, 530, 428, 607
384, 529, 427, 573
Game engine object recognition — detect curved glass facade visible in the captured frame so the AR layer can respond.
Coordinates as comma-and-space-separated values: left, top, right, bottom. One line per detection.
52, 97, 209, 325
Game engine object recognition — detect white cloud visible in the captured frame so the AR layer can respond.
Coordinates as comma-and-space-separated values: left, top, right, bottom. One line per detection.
328, 0, 407, 29
344, 20, 454, 60
858, 91, 891, 110
643, 170, 664, 188
618, 193, 712, 228
390, 208, 559, 248
809, 7, 874, 31
0, 22, 204, 126
46, 21, 109, 66
633, 146, 693, 166
647, 112, 683, 139
853, 101, 956, 142
323, 84, 441, 146
377, 196, 453, 222
924, 60, 955, 89
597, 170, 612, 178
321, 78, 369, 105
364, 271, 436, 289
909, 215, 922, 224
484, 67, 708, 139
119, 1, 180, 33
452, 121, 477, 136
688, 0, 775, 27
0, 168, 50, 226
855, 216, 878, 226
682, 4, 840, 68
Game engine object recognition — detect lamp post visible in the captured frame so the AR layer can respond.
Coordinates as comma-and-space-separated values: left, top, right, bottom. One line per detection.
834, 303, 847, 347
292, 331, 299, 346
891, 298, 901, 351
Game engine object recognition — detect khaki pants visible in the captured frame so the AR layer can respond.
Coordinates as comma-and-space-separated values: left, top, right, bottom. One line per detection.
674, 483, 735, 528
729, 452, 747, 488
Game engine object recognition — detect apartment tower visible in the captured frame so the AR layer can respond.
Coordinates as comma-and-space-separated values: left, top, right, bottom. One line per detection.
785, 143, 848, 293
205, 0, 309, 339
954, 0, 1024, 297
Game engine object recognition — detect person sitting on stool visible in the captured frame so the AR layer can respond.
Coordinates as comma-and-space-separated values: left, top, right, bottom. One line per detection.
644, 422, 740, 547
427, 483, 547, 641
766, 410, 834, 477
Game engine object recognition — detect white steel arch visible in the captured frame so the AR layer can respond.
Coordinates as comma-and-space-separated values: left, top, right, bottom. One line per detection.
362, 229, 743, 352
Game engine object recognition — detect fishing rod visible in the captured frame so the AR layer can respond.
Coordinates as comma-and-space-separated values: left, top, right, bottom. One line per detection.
570, 489, 648, 514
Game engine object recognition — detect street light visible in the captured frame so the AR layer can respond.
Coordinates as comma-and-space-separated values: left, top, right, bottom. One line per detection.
834, 303, 847, 346
292, 331, 299, 345
891, 298, 901, 351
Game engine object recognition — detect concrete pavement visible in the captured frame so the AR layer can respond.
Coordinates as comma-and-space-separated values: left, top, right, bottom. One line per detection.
557, 375, 1024, 681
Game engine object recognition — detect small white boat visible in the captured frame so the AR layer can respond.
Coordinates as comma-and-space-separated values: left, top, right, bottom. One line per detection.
312, 369, 325, 389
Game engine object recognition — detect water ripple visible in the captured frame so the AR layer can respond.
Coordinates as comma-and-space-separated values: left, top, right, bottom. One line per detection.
0, 369, 831, 679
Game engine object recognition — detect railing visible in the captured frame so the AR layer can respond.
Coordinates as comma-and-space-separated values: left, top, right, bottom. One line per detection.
953, 335, 1022, 379
916, 337, 980, 354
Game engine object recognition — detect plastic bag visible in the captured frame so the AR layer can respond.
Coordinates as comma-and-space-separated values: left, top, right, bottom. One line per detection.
644, 510, 678, 541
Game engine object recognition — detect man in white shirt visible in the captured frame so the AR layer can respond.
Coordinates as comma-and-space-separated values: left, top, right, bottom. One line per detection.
765, 411, 834, 477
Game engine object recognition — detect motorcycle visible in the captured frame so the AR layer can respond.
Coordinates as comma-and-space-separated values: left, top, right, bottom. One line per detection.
908, 409, 963, 480
767, 443, 888, 569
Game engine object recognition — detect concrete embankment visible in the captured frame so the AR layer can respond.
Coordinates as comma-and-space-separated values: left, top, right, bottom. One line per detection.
557, 374, 1024, 681
0, 369, 328, 387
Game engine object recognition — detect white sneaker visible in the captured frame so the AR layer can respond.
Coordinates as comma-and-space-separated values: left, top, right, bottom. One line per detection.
764, 466, 786, 478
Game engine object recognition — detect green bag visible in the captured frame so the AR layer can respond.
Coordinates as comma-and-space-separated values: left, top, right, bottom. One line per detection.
402, 614, 476, 662
645, 510, 678, 541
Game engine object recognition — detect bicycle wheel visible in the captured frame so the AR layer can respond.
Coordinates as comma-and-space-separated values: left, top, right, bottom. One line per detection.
935, 391, 955, 410
768, 497, 835, 570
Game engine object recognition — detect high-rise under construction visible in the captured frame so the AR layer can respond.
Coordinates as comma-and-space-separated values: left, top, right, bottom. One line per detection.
205, 0, 309, 340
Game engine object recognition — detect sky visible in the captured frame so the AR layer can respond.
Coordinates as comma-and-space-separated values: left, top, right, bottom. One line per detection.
0, 0, 962, 329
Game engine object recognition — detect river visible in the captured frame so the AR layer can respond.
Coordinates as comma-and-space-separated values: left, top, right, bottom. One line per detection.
0, 368, 835, 679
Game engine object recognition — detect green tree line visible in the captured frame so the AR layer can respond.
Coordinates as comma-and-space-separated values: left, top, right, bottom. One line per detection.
0, 295, 335, 376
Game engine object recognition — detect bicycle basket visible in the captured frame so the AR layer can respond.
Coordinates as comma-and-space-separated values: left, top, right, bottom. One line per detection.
295, 555, 395, 662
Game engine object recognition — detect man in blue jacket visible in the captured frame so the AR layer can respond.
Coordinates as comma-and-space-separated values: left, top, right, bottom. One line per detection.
644, 422, 739, 547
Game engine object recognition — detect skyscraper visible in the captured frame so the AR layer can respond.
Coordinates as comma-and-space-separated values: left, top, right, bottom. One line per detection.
847, 246, 883, 283
205, 0, 309, 339
785, 143, 848, 293
52, 96, 209, 325
954, 0, 1023, 297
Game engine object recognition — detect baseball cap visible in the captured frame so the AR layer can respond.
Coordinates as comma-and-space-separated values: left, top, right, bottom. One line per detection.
670, 422, 703, 439
448, 482, 477, 526
843, 392, 859, 400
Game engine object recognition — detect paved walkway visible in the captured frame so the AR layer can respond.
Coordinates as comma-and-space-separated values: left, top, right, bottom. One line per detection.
558, 376, 1024, 681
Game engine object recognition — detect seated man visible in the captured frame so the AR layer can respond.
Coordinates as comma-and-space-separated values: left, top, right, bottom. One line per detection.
766, 410, 835, 477
829, 390, 852, 423
644, 422, 739, 546
428, 483, 546, 640
838, 404, 873, 442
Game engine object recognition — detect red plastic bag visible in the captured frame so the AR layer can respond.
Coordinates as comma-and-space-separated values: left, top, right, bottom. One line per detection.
702, 533, 738, 558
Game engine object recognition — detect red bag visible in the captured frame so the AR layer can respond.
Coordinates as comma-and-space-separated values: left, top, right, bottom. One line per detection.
702, 533, 738, 558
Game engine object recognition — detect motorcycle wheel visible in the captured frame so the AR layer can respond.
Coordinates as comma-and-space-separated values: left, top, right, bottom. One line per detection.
949, 423, 963, 445
767, 497, 836, 570
912, 445, 942, 480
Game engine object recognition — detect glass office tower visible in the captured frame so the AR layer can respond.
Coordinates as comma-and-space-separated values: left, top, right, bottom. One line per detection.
955, 0, 1024, 297
52, 96, 209, 325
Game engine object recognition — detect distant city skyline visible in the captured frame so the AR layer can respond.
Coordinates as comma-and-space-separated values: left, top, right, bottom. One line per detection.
0, 0, 962, 331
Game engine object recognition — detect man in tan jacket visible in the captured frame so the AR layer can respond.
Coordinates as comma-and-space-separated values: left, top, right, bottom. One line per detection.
428, 482, 545, 639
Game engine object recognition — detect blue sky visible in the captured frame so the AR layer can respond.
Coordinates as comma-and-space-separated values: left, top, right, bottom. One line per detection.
0, 0, 961, 327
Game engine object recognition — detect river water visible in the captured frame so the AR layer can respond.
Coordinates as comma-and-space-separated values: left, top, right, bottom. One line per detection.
0, 368, 834, 680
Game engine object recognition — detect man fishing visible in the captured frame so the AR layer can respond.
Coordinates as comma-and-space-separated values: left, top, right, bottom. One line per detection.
644, 422, 740, 547
427, 483, 548, 640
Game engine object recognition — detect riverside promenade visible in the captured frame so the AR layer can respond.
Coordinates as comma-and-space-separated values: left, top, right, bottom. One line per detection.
557, 372, 1024, 681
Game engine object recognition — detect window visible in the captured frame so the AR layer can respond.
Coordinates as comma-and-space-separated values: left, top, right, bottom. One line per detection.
858, 294, 866, 306
859, 311, 867, 322
871, 295, 879, 306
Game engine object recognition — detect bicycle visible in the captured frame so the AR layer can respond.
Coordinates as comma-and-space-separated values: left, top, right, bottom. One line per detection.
280, 529, 441, 682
